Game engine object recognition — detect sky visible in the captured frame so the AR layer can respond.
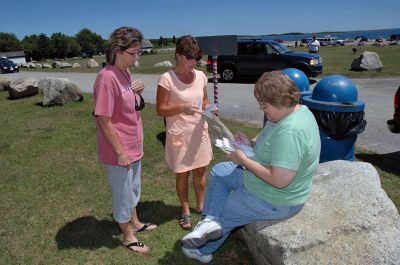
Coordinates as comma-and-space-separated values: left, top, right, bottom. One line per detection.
2, 0, 399, 40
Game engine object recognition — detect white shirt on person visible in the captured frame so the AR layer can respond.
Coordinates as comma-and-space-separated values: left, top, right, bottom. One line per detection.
308, 39, 320, 52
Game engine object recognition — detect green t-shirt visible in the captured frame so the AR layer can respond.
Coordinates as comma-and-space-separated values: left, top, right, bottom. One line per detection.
243, 105, 321, 206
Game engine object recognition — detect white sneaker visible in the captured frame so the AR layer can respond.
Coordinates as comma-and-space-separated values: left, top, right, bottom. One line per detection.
182, 245, 213, 263
181, 220, 222, 247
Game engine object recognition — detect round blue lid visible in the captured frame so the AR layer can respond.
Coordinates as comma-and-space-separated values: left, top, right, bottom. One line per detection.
282, 68, 310, 92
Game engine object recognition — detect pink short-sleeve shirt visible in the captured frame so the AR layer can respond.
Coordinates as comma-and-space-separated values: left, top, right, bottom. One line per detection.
93, 64, 143, 165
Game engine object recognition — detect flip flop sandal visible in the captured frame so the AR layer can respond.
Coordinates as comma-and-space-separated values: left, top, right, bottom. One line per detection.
135, 223, 157, 233
179, 214, 192, 230
121, 241, 148, 254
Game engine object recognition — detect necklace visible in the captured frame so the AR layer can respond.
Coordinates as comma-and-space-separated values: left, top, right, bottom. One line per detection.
117, 67, 132, 84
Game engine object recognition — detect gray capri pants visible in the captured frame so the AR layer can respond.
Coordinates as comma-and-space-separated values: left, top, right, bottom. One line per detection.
106, 160, 141, 223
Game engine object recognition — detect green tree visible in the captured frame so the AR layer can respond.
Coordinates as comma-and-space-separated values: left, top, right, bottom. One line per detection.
21, 34, 38, 61
0, 32, 21, 52
172, 35, 176, 44
76, 28, 105, 57
50, 32, 70, 59
36, 34, 51, 60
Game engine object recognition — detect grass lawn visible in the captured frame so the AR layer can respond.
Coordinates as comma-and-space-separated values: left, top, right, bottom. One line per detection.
22, 45, 400, 78
0, 91, 398, 265
0, 92, 256, 265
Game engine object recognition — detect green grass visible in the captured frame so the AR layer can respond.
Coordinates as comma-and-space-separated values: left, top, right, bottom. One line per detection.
0, 91, 398, 265
0, 92, 254, 265
293, 45, 400, 78
22, 45, 400, 78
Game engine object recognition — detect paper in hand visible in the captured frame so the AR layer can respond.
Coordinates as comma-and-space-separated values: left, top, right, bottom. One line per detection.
215, 137, 254, 157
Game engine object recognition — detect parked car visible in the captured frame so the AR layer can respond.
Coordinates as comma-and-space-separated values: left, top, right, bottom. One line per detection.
0, 58, 19, 73
207, 39, 322, 82
387, 86, 400, 133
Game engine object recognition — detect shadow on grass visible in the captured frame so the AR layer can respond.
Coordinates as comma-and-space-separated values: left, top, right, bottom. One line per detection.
156, 131, 166, 148
356, 151, 400, 175
56, 216, 120, 250
56, 201, 183, 250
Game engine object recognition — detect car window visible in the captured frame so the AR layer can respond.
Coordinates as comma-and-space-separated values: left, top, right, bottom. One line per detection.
269, 42, 289, 54
238, 43, 255, 55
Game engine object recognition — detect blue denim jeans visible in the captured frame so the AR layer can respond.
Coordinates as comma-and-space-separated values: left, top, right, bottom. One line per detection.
199, 162, 304, 255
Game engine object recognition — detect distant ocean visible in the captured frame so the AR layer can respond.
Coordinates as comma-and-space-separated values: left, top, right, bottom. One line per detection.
250, 28, 400, 41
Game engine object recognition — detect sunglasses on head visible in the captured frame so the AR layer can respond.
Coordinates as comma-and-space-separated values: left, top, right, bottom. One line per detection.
135, 93, 145, 111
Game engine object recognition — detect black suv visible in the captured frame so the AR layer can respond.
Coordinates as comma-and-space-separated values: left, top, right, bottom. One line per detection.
0, 58, 19, 73
207, 39, 322, 82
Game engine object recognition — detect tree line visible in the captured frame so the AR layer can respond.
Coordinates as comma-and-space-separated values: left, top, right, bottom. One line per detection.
0, 28, 178, 62
0, 28, 106, 61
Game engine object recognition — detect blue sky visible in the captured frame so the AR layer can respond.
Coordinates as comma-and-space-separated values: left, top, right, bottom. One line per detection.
2, 0, 399, 40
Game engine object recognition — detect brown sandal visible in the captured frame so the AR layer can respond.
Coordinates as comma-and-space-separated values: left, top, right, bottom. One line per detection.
179, 214, 192, 230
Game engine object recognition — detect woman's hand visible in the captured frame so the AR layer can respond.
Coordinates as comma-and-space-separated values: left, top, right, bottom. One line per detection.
182, 102, 199, 115
228, 149, 248, 166
117, 152, 131, 169
234, 131, 253, 146
131, 79, 144, 93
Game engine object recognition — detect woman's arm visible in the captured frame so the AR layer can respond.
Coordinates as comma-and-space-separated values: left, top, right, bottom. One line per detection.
229, 150, 296, 188
156, 85, 195, 117
202, 86, 210, 111
96, 115, 130, 168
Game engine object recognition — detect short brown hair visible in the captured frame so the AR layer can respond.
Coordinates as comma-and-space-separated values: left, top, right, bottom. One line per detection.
175, 35, 202, 61
106, 26, 143, 64
254, 71, 300, 108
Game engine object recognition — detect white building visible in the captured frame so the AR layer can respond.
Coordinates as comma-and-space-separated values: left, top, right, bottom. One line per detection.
0, 51, 26, 65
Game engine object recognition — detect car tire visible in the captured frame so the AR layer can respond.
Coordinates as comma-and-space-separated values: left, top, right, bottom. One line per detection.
220, 66, 236, 82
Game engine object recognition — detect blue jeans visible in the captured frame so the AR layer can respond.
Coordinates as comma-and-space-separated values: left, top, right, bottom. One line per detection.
199, 162, 304, 255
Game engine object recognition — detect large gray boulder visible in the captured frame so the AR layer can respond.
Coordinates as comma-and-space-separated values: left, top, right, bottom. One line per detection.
87, 59, 99, 68
351, 51, 383, 71
8, 77, 39, 99
241, 160, 400, 265
38, 78, 83, 106
0, 76, 11, 91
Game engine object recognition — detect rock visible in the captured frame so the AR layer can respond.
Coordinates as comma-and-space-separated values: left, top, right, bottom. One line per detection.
35, 63, 43, 69
52, 61, 61, 68
241, 160, 400, 265
27, 62, 36, 68
154, 61, 173, 67
351, 51, 383, 71
197, 59, 207, 67
87, 59, 99, 68
38, 78, 84, 106
72, 63, 81, 68
8, 77, 39, 99
0, 76, 11, 91
59, 62, 72, 68
42, 63, 52, 69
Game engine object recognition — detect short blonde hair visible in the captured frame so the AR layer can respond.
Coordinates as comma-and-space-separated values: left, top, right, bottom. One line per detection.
106, 26, 143, 64
175, 35, 202, 61
254, 71, 300, 108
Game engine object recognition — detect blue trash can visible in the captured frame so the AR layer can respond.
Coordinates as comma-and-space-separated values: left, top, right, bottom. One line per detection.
302, 75, 366, 162
282, 68, 312, 103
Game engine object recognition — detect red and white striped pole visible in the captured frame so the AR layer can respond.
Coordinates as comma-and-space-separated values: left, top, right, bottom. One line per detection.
212, 55, 218, 116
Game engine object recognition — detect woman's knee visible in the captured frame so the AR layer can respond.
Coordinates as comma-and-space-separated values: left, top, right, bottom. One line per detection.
210, 162, 236, 178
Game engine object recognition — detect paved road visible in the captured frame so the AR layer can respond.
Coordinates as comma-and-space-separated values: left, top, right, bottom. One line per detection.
4, 71, 400, 155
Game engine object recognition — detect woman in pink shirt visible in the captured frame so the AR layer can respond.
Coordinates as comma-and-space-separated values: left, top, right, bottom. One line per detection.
93, 26, 156, 254
156, 35, 213, 230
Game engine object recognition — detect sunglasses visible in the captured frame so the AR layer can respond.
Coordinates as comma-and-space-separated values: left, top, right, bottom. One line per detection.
125, 49, 143, 56
185, 54, 200, 61
135, 93, 145, 111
